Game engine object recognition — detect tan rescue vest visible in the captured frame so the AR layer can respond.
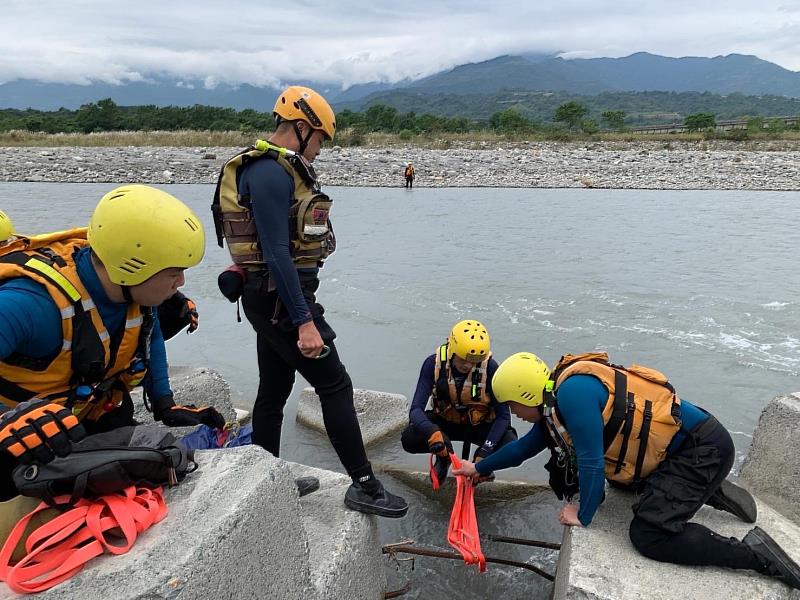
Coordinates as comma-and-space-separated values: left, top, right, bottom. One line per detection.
546, 352, 682, 486
212, 141, 336, 271
431, 344, 494, 426
0, 229, 150, 422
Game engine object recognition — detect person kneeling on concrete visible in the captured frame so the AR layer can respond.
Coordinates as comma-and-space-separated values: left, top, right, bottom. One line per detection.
0, 185, 224, 501
453, 351, 800, 590
401, 320, 516, 487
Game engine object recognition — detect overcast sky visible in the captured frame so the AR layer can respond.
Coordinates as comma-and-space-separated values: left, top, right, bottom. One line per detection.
2, 0, 798, 89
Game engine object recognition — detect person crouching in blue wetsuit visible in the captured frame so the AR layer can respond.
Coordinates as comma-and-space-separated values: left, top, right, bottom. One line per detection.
453, 351, 800, 591
400, 320, 516, 487
0, 185, 223, 501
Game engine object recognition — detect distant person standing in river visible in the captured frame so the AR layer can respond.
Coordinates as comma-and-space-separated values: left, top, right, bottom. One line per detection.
404, 163, 415, 188
213, 85, 408, 518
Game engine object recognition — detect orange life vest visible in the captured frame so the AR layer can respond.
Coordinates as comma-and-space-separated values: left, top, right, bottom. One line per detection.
431, 344, 494, 426
404, 166, 414, 178
0, 230, 151, 422
546, 352, 682, 486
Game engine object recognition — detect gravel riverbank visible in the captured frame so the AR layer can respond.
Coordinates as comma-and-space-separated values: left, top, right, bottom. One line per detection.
0, 140, 797, 190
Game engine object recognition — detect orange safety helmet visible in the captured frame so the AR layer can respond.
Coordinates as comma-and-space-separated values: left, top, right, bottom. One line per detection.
273, 86, 336, 140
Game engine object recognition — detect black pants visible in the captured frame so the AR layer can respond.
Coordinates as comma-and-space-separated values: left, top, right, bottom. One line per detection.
241, 274, 372, 482
629, 416, 762, 571
400, 411, 517, 459
405, 176, 413, 188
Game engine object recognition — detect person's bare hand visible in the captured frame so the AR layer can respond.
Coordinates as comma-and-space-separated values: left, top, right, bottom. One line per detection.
297, 321, 324, 358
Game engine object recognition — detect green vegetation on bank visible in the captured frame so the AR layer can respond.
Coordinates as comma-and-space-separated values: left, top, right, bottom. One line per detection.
0, 98, 798, 147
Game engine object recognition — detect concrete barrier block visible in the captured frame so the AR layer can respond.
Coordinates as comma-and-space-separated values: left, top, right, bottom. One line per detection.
296, 387, 408, 446
1, 445, 316, 600
131, 366, 237, 434
553, 487, 800, 600
739, 393, 800, 524
286, 462, 385, 600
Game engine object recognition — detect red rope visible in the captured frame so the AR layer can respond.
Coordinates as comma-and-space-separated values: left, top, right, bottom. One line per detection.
0, 486, 167, 594
446, 454, 486, 572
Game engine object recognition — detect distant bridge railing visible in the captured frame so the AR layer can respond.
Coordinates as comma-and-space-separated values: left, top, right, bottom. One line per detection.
628, 115, 799, 134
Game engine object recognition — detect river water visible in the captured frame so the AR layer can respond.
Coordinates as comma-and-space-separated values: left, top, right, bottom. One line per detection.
3, 182, 799, 598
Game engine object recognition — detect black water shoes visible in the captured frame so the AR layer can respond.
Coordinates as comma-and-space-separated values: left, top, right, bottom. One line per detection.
344, 480, 408, 518
707, 479, 757, 523
743, 526, 800, 590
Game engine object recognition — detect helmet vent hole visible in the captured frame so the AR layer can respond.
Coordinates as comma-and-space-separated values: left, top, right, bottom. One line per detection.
119, 257, 146, 274
184, 218, 199, 231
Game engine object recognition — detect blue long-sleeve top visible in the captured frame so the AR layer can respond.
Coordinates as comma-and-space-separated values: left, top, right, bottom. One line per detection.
0, 246, 171, 401
475, 373, 709, 526
409, 354, 511, 454
238, 158, 315, 327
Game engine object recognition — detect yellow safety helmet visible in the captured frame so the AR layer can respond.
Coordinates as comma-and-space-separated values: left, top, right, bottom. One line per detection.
88, 185, 205, 286
492, 352, 552, 407
0, 210, 14, 241
274, 86, 336, 140
448, 319, 490, 363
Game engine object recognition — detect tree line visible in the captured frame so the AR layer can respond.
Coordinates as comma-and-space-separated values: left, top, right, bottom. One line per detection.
0, 98, 796, 138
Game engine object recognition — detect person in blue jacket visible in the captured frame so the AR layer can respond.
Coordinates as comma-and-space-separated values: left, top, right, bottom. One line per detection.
401, 320, 516, 486
0, 185, 223, 501
453, 351, 800, 590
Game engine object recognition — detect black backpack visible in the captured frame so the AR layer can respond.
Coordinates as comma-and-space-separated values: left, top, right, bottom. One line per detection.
13, 425, 195, 506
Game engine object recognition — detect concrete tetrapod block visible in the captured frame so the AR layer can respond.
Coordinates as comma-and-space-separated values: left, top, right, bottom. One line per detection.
131, 366, 238, 435
286, 462, 385, 600
553, 487, 800, 600
0, 446, 315, 600
739, 392, 800, 525
296, 387, 408, 446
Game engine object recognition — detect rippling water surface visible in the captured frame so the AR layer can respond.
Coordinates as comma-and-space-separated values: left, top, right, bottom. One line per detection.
4, 182, 799, 598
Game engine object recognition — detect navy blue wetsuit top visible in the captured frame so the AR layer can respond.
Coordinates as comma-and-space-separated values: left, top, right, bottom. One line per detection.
475, 374, 709, 526
409, 354, 512, 454
0, 247, 171, 400
238, 158, 315, 327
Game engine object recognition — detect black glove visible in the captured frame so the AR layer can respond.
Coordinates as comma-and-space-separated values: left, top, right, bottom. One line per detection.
0, 399, 85, 464
427, 430, 451, 457
473, 447, 491, 462
157, 291, 199, 340
183, 297, 199, 334
152, 395, 225, 429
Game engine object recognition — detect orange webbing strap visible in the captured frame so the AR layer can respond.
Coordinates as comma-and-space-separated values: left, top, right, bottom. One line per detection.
0, 486, 167, 594
446, 454, 486, 572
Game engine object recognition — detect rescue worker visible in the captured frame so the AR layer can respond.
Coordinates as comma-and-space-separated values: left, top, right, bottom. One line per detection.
400, 320, 516, 486
212, 86, 407, 518
0, 210, 15, 244
453, 351, 800, 590
404, 163, 415, 188
0, 185, 224, 501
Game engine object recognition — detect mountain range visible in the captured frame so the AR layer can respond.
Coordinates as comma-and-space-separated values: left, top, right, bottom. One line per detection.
1, 52, 799, 113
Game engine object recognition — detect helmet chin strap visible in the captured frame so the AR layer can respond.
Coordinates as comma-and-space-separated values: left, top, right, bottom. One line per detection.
121, 285, 134, 304
292, 122, 314, 156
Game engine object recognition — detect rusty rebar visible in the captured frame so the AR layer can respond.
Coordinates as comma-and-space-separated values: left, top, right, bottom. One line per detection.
384, 582, 412, 598
483, 534, 561, 550
382, 542, 554, 581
